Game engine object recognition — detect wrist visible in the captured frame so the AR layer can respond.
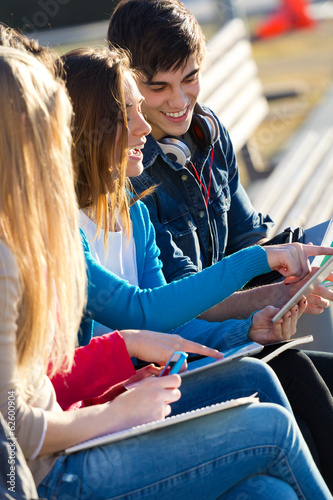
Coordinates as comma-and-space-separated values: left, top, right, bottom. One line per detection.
119, 329, 137, 358
86, 399, 126, 437
247, 311, 257, 341
269, 281, 291, 308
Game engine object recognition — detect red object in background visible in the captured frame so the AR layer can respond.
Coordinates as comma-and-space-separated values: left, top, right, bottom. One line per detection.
255, 0, 316, 39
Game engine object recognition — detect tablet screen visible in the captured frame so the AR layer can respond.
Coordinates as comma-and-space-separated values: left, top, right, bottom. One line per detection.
272, 255, 333, 323
182, 342, 263, 376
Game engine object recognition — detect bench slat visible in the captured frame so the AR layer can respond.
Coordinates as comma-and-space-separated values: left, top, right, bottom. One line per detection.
201, 19, 268, 179
205, 18, 248, 68
203, 59, 260, 116
306, 176, 333, 229
249, 83, 333, 233
249, 127, 333, 233
200, 19, 269, 185
277, 140, 333, 231
200, 41, 252, 101
219, 79, 266, 129
248, 132, 319, 212
228, 98, 269, 152
257, 131, 332, 226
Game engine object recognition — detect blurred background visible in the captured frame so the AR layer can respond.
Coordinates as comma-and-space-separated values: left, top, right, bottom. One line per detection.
1, 0, 332, 184
1, 0, 332, 187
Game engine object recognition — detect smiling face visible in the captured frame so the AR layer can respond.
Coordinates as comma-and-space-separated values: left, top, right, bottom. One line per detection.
137, 55, 201, 141
120, 71, 151, 177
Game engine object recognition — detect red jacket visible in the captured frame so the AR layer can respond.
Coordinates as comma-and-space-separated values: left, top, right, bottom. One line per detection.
50, 331, 136, 410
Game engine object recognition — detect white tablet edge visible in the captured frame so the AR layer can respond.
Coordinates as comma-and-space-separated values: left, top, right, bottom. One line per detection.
181, 342, 263, 377
272, 255, 333, 323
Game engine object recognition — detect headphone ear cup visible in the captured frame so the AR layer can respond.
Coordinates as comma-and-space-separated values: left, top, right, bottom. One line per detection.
189, 113, 219, 147
157, 137, 191, 166
204, 114, 219, 143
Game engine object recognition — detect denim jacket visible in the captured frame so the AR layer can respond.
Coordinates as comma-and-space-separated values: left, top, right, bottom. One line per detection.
130, 105, 273, 283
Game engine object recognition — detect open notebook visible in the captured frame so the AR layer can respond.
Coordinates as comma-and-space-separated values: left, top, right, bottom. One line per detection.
65, 394, 258, 454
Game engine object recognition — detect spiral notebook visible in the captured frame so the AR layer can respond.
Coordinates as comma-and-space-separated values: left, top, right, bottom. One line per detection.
65, 394, 258, 454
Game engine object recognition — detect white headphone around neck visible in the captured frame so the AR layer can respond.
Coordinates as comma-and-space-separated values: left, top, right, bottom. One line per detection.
157, 105, 219, 166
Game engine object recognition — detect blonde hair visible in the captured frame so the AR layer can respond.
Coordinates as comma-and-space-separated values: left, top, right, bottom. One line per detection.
0, 47, 86, 392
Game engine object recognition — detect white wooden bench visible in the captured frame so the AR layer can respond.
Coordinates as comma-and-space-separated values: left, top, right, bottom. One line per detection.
199, 18, 270, 181
247, 83, 333, 236
200, 18, 333, 235
246, 84, 333, 353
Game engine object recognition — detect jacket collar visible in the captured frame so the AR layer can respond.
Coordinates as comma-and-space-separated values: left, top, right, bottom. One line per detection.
142, 133, 164, 169
143, 133, 190, 171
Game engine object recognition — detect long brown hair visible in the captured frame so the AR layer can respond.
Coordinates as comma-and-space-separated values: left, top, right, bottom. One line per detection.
60, 47, 131, 250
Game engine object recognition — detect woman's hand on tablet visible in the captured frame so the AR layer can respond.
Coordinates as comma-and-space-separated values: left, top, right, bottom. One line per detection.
120, 329, 223, 367
265, 243, 333, 280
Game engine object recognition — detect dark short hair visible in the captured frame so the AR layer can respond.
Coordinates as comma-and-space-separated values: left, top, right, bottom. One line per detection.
107, 0, 206, 81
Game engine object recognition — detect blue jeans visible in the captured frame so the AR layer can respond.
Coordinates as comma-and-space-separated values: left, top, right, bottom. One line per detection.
37, 358, 330, 499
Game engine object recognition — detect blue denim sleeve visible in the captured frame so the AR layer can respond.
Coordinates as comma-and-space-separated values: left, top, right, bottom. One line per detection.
141, 190, 199, 281
226, 174, 274, 255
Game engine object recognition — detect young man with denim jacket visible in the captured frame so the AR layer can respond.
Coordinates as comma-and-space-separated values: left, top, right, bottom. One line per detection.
107, 0, 333, 319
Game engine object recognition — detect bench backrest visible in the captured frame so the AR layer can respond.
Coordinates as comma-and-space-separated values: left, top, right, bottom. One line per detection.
247, 84, 333, 234
200, 18, 269, 153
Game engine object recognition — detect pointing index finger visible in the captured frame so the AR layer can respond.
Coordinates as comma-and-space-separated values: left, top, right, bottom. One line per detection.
181, 339, 223, 359
303, 244, 333, 258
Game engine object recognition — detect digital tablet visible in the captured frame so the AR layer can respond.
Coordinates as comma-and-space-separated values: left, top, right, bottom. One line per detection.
182, 341, 263, 377
272, 255, 333, 323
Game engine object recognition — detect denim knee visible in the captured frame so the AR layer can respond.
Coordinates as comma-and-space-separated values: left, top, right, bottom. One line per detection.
222, 475, 298, 500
